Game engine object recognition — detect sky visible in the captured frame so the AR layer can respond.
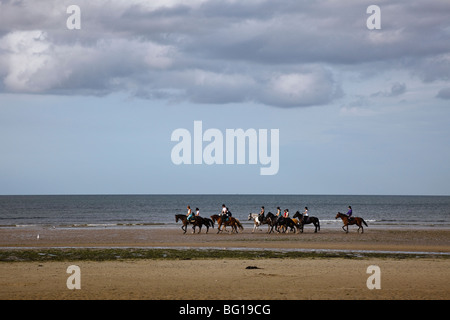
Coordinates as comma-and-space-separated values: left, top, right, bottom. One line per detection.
0, 0, 449, 195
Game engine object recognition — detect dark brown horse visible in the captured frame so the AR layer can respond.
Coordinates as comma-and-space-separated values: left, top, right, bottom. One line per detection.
335, 212, 368, 233
275, 216, 298, 233
175, 214, 214, 234
293, 211, 320, 233
210, 214, 243, 234
263, 212, 279, 234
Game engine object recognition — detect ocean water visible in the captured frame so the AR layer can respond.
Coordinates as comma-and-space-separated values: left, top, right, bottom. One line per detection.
0, 194, 449, 230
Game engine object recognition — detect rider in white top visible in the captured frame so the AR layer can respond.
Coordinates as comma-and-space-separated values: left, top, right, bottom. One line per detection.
303, 207, 309, 223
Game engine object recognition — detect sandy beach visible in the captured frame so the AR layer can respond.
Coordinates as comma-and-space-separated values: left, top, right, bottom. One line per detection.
0, 226, 449, 300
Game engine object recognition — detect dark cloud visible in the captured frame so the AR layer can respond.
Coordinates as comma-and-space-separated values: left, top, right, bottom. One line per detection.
371, 82, 406, 97
0, 0, 449, 107
436, 87, 450, 100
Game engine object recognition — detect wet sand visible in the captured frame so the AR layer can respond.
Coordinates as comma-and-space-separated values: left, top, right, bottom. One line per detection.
0, 226, 449, 300
1, 226, 449, 253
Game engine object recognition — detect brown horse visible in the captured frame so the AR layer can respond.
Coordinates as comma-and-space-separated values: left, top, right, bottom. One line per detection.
210, 214, 243, 234
335, 212, 368, 233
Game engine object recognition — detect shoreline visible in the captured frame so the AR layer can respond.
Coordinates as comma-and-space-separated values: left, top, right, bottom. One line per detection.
3, 221, 449, 230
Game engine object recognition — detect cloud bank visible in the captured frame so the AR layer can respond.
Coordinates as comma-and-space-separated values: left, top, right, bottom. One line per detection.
0, 0, 449, 107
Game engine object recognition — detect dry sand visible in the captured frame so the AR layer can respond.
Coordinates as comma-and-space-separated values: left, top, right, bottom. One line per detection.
0, 226, 449, 300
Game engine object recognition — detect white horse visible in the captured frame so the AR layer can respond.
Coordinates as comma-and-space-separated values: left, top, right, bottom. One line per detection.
248, 213, 265, 233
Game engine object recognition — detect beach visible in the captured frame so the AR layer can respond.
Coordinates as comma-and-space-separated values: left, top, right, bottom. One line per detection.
0, 226, 449, 300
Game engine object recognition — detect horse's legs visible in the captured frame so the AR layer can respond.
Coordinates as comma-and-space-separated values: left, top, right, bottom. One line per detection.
342, 224, 348, 233
358, 222, 364, 233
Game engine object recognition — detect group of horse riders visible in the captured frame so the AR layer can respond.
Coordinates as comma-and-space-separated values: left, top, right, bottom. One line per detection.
186, 204, 233, 223
183, 203, 364, 234
187, 204, 354, 223
251, 205, 366, 234
257, 205, 353, 222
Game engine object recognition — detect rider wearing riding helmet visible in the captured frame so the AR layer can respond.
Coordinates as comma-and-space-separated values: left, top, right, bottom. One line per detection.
258, 206, 265, 221
303, 206, 309, 223
346, 206, 353, 222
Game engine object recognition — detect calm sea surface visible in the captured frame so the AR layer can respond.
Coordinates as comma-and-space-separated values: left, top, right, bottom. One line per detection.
0, 194, 449, 230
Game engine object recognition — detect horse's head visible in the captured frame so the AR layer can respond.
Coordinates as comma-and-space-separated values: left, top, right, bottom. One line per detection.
335, 212, 342, 219
294, 211, 301, 218
248, 213, 252, 220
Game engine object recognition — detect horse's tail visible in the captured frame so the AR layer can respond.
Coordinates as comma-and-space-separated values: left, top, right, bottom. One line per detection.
235, 219, 244, 230
362, 218, 368, 227
317, 218, 320, 231
208, 218, 215, 228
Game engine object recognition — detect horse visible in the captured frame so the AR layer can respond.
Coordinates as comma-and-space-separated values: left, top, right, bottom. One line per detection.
248, 212, 266, 233
210, 214, 244, 234
198, 217, 215, 233
275, 216, 298, 233
175, 214, 214, 234
293, 211, 321, 233
211, 214, 243, 234
335, 212, 368, 233
263, 212, 279, 234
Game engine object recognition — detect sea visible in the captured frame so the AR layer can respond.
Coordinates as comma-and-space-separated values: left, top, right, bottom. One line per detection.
0, 194, 449, 230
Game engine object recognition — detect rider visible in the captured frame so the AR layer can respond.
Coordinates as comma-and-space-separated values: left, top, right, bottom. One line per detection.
283, 209, 289, 218
276, 206, 281, 223
226, 207, 232, 218
186, 205, 194, 222
303, 206, 309, 224
258, 206, 265, 221
195, 208, 200, 216
346, 206, 353, 222
221, 204, 229, 222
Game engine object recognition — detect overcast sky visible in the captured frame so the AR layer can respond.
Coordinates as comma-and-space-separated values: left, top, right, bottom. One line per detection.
0, 0, 449, 195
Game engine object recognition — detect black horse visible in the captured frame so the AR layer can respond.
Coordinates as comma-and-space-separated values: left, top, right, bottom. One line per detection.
263, 212, 278, 234
293, 211, 320, 233
275, 216, 298, 233
175, 214, 214, 234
